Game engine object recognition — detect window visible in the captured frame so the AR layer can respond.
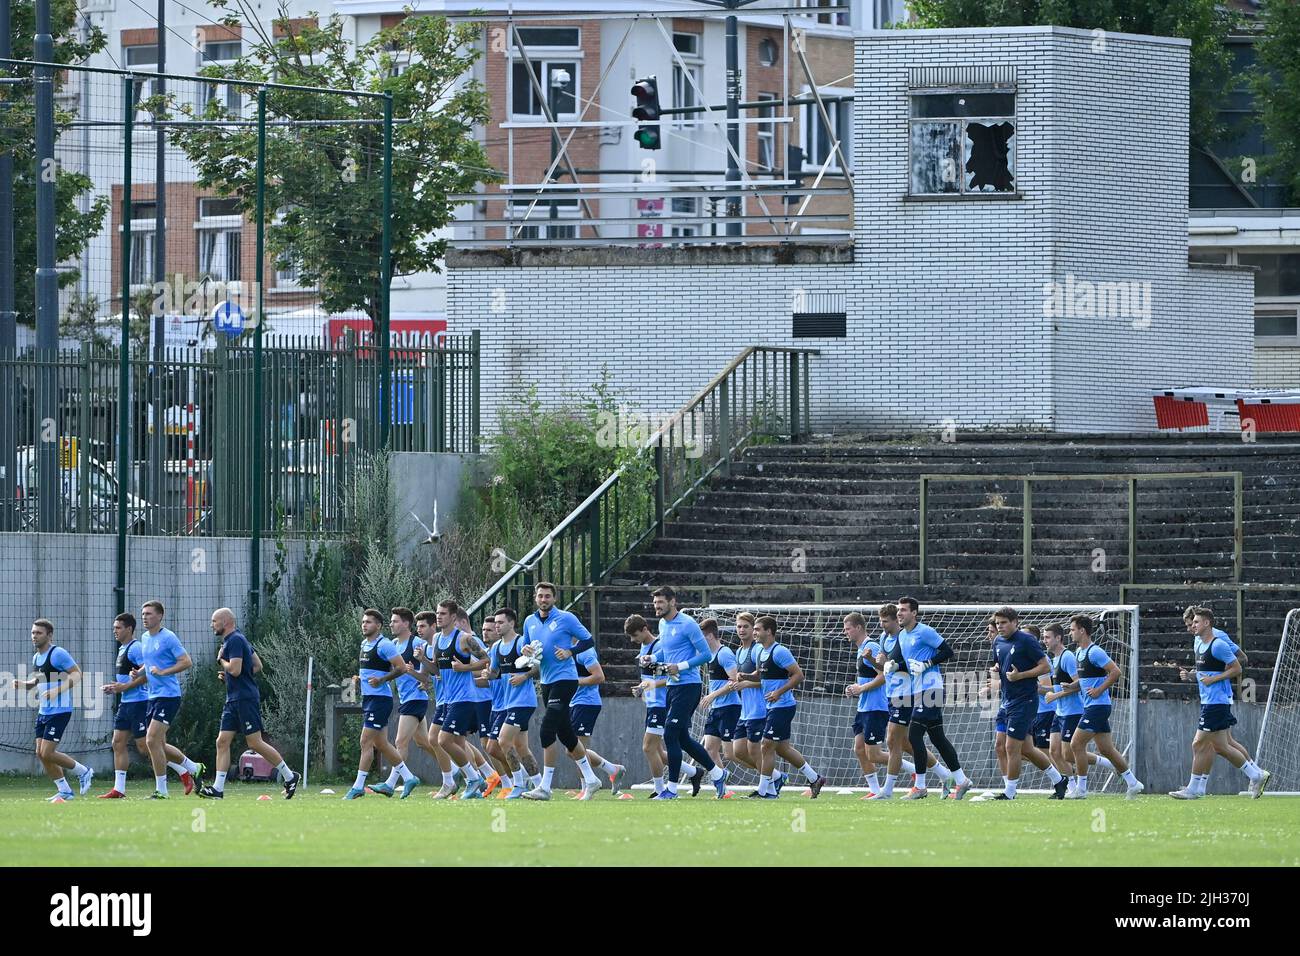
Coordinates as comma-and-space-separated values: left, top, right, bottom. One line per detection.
1189, 249, 1231, 265
670, 196, 698, 239
757, 93, 778, 172
1255, 309, 1300, 346
196, 197, 243, 282
515, 27, 580, 49
758, 38, 778, 68
510, 60, 578, 118
804, 94, 851, 172
1237, 253, 1300, 298
507, 200, 579, 240
798, 0, 849, 27
125, 44, 159, 124
909, 90, 1015, 195
125, 201, 157, 288
672, 33, 702, 129
673, 33, 700, 56
199, 40, 243, 115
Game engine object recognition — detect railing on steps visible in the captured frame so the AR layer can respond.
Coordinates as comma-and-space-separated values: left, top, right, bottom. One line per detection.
467, 347, 819, 628
918, 471, 1244, 587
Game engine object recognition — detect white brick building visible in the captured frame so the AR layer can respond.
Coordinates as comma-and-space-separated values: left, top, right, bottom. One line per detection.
448, 26, 1256, 433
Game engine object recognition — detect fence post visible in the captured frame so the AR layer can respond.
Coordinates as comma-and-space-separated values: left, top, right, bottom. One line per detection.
78, 346, 91, 533
115, 74, 134, 616
470, 330, 481, 453
1233, 471, 1243, 583
654, 440, 666, 535
1127, 476, 1137, 584
212, 336, 227, 534
249, 87, 267, 627
918, 476, 928, 586
788, 350, 801, 441
1022, 478, 1033, 587
718, 376, 731, 478
588, 501, 602, 586
378, 92, 393, 451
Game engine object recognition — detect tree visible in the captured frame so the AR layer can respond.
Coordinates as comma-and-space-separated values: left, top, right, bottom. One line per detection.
906, 0, 1239, 147
1252, 0, 1300, 205
2, 0, 109, 329
167, 4, 496, 327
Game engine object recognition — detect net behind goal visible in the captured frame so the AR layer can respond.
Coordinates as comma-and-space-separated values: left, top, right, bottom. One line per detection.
686, 603, 1139, 793
1256, 608, 1300, 795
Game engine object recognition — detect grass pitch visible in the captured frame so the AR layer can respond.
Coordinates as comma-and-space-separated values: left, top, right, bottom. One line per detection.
1, 778, 1296, 866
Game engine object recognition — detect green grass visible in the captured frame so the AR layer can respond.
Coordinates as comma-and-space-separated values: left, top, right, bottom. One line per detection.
1, 778, 1296, 866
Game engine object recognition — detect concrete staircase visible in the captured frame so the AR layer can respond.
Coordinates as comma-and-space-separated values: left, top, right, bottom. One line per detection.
588, 434, 1300, 699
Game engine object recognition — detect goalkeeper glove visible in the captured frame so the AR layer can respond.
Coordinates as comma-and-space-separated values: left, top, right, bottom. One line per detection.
883, 660, 899, 676
907, 659, 929, 677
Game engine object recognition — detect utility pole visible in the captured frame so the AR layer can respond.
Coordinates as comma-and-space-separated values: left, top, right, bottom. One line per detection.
0, 0, 17, 531
34, 0, 59, 532
724, 3, 741, 237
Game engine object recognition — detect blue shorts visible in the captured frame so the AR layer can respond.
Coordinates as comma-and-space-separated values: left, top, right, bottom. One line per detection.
854, 710, 888, 745
888, 696, 913, 726
442, 701, 479, 737
146, 696, 181, 726
1198, 703, 1237, 733
762, 705, 796, 742
910, 704, 943, 729
398, 699, 429, 720
488, 710, 508, 739
995, 703, 1008, 734
220, 697, 264, 735
703, 704, 741, 741
504, 706, 535, 732
1002, 698, 1038, 741
430, 702, 449, 726
741, 717, 766, 742
35, 712, 72, 743
362, 695, 393, 730
475, 700, 493, 738
644, 705, 668, 736
569, 704, 602, 737
113, 700, 149, 739
1031, 710, 1055, 748
1078, 704, 1112, 735
1051, 713, 1082, 741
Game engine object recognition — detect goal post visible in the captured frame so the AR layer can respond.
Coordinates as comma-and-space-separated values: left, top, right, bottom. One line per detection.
1255, 608, 1300, 795
686, 603, 1140, 793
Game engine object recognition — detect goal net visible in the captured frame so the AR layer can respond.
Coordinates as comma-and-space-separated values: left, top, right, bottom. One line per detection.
686, 603, 1139, 793
1256, 608, 1300, 795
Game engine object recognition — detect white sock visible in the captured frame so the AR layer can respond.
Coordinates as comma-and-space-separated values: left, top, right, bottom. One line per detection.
882, 773, 897, 796
529, 774, 542, 788
866, 771, 880, 792
1193, 773, 1209, 795
666, 779, 679, 794
1045, 766, 1063, 785
900, 758, 916, 774
1094, 756, 1115, 772
353, 771, 368, 790
541, 766, 555, 791
167, 761, 187, 777
56, 776, 73, 794
576, 757, 599, 785
1077, 776, 1088, 795
680, 763, 698, 779
214, 770, 227, 792
914, 771, 926, 790
1241, 761, 1263, 782
477, 761, 494, 779
155, 775, 168, 795
1184, 773, 1197, 791
461, 762, 481, 782
1002, 776, 1010, 789
709, 766, 725, 781
276, 761, 293, 782
653, 775, 665, 794
70, 761, 88, 777
512, 768, 527, 787
953, 769, 969, 786
384, 768, 401, 788
800, 762, 819, 784
758, 774, 772, 795
1005, 777, 1018, 798
441, 770, 456, 787
182, 757, 199, 774
395, 761, 414, 782
114, 770, 127, 792
1121, 769, 1138, 788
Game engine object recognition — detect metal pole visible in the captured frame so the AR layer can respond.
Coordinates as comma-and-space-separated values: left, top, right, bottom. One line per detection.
378, 93, 393, 450
0, 0, 16, 532
149, 0, 167, 531
116, 75, 134, 616
724, 8, 741, 236
249, 89, 266, 624
34, 0, 59, 532
302, 656, 314, 789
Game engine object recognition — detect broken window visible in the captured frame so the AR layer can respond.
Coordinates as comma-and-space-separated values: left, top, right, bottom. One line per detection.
909, 90, 1015, 195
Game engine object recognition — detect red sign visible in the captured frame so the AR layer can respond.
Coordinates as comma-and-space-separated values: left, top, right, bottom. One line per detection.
326, 317, 447, 350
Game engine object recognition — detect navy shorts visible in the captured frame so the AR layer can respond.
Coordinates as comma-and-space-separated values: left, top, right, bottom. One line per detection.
475, 700, 493, 738
146, 696, 181, 726
741, 717, 766, 742
504, 706, 535, 732
1078, 704, 1112, 735
362, 695, 393, 730
1002, 698, 1038, 742
398, 699, 429, 720
703, 704, 741, 741
488, 709, 508, 739
430, 702, 448, 726
569, 704, 602, 737
644, 706, 668, 736
220, 697, 264, 735
888, 696, 913, 726
34, 712, 71, 743
1031, 710, 1055, 748
995, 703, 1008, 734
113, 700, 149, 739
854, 710, 888, 745
1051, 713, 1082, 741
442, 701, 479, 736
762, 705, 796, 742
910, 705, 944, 729
1198, 703, 1237, 732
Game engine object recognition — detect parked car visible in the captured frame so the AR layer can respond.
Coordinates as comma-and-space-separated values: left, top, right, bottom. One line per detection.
15, 446, 151, 533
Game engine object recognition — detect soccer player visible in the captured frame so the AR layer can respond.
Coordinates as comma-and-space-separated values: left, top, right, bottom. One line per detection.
198, 608, 300, 799
459, 609, 505, 793
727, 611, 774, 794
648, 586, 728, 799
988, 609, 1065, 799
1026, 625, 1059, 786
895, 597, 972, 800
1170, 607, 1271, 799
1179, 605, 1254, 767
871, 602, 944, 800
132, 600, 204, 799
12, 618, 92, 802
697, 617, 741, 786
1041, 622, 1104, 797
98, 612, 193, 798
433, 600, 495, 799
344, 608, 417, 799
568, 634, 626, 798
521, 583, 602, 801
629, 614, 698, 797
485, 607, 541, 799
367, 607, 445, 799
412, 610, 460, 799
842, 612, 888, 796
1066, 615, 1144, 799
750, 614, 825, 798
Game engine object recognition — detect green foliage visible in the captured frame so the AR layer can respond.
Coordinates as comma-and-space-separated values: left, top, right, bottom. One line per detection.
1252, 0, 1300, 205
906, 0, 1238, 146
169, 657, 227, 768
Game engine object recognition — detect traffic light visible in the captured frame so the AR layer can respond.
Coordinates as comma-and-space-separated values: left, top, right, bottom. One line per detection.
784, 144, 805, 204
631, 77, 662, 150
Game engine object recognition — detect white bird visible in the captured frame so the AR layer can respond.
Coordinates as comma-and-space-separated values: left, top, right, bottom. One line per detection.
410, 501, 439, 545
493, 534, 554, 574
